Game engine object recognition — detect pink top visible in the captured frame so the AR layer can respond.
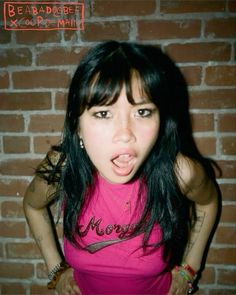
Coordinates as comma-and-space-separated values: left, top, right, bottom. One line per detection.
64, 174, 171, 294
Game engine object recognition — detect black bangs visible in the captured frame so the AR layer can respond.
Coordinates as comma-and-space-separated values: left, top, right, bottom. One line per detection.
74, 41, 171, 118
85, 55, 136, 109
84, 45, 159, 110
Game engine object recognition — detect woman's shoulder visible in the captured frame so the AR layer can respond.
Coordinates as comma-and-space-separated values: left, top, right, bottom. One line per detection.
44, 149, 65, 166
37, 149, 66, 170
24, 149, 66, 208
175, 153, 218, 205
175, 153, 207, 196
36, 148, 66, 184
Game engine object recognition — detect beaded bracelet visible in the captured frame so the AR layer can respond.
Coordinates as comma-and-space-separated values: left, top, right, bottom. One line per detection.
181, 263, 196, 278
47, 261, 70, 289
174, 263, 197, 294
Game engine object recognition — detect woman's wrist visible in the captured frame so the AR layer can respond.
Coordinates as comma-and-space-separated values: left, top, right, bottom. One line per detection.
174, 262, 198, 294
47, 261, 70, 289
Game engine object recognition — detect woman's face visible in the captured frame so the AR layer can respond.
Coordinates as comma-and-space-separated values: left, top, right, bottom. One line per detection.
79, 77, 160, 184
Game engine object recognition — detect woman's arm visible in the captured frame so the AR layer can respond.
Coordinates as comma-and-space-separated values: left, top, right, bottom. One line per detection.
176, 154, 219, 272
23, 176, 62, 272
23, 153, 81, 294
169, 154, 219, 295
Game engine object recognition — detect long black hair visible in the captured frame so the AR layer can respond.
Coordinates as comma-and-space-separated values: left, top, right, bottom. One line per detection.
37, 41, 215, 268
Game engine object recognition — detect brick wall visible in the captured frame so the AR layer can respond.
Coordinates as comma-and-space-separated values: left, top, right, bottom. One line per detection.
0, 0, 236, 294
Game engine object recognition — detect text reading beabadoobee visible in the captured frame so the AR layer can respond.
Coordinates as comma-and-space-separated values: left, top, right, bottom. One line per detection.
4, 2, 84, 30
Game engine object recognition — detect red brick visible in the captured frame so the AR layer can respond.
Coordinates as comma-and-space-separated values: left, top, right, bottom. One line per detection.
207, 247, 236, 264
12, 70, 71, 89
16, 30, 61, 44
215, 226, 236, 244
30, 284, 55, 294
180, 66, 202, 86
1, 201, 24, 218
194, 137, 216, 156
0, 92, 51, 110
165, 42, 231, 63
1, 283, 26, 294
191, 113, 215, 132
36, 47, 88, 66
63, 30, 78, 42
0, 71, 9, 88
55, 91, 67, 110
217, 160, 236, 179
160, 0, 226, 13
138, 19, 200, 40
209, 289, 236, 295
217, 268, 236, 285
219, 183, 236, 201
92, 0, 156, 16
0, 221, 26, 238
195, 289, 206, 295
81, 21, 130, 41
0, 158, 41, 176
33, 135, 61, 153
3, 136, 30, 153
229, 0, 236, 12
6, 242, 41, 259
199, 267, 215, 284
205, 18, 236, 38
189, 89, 236, 109
36, 262, 48, 279
0, 262, 34, 279
218, 114, 236, 132
221, 204, 236, 222
0, 115, 24, 132
220, 137, 236, 155
0, 27, 12, 43
29, 115, 64, 133
0, 48, 32, 67
0, 179, 29, 197
235, 41, 236, 61
205, 66, 236, 86
0, 243, 3, 257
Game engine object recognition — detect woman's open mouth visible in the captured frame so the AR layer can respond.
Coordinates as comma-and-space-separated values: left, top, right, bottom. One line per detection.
111, 153, 136, 176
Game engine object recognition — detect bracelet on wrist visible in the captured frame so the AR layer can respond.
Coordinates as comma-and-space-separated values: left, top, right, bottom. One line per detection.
175, 262, 197, 281
174, 262, 197, 293
180, 262, 196, 278
47, 261, 70, 289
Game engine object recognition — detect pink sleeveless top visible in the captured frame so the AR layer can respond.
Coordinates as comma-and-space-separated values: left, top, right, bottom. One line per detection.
64, 174, 171, 294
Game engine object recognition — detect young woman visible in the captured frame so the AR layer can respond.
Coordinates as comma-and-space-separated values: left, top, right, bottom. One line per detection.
23, 41, 219, 295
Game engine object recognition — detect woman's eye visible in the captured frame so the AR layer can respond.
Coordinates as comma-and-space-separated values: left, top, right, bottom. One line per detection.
93, 111, 111, 119
136, 108, 153, 117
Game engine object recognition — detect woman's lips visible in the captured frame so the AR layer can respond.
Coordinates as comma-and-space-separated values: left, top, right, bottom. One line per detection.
111, 153, 136, 176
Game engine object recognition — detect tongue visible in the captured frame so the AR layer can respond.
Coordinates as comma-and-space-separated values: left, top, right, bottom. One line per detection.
112, 154, 134, 176
113, 154, 131, 168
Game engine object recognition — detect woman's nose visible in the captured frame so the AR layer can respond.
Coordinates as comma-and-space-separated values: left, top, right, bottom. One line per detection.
112, 119, 135, 144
